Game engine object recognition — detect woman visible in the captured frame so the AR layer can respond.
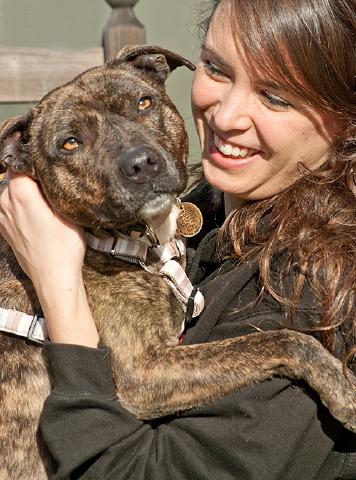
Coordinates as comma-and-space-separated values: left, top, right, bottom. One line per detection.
0, 0, 355, 478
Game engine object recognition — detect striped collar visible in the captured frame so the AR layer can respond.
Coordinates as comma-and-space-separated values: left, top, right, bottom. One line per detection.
0, 309, 46, 344
86, 231, 204, 319
0, 232, 204, 345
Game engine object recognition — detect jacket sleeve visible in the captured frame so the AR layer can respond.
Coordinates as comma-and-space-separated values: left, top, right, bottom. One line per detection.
40, 341, 346, 480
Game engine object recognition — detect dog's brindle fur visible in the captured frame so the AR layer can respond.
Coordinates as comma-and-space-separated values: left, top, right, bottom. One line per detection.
0, 45, 354, 479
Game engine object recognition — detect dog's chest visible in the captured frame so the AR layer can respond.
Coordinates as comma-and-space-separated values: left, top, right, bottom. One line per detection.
82, 255, 185, 350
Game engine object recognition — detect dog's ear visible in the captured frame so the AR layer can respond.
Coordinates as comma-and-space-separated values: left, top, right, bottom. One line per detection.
0, 114, 34, 175
116, 44, 195, 83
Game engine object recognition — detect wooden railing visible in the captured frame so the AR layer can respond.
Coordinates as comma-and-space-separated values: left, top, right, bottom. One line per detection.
0, 0, 145, 104
104, 0, 145, 61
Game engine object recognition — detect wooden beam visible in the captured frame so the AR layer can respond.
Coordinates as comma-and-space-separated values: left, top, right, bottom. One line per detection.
103, 0, 145, 61
0, 47, 104, 103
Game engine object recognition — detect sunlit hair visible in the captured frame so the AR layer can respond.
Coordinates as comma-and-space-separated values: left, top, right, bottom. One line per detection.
196, 0, 355, 370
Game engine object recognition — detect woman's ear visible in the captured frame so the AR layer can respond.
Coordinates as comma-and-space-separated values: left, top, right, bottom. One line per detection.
0, 114, 34, 176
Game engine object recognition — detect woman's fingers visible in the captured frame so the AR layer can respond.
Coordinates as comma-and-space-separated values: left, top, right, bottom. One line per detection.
0, 171, 86, 285
6, 170, 45, 205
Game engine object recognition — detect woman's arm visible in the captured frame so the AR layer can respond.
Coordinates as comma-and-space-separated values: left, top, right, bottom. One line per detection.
0, 172, 99, 346
41, 340, 344, 480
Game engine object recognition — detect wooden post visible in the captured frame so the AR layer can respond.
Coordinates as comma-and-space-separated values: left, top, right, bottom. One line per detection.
103, 0, 146, 61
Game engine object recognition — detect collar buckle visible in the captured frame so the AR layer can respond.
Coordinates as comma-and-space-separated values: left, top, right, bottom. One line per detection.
27, 313, 45, 344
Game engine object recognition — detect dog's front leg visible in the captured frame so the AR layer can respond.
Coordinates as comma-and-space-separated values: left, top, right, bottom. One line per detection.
113, 329, 356, 432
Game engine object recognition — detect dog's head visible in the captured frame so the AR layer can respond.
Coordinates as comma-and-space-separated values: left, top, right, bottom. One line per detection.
0, 45, 195, 233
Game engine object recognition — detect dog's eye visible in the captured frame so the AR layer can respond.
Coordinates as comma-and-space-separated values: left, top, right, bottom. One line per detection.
62, 137, 79, 151
138, 96, 152, 111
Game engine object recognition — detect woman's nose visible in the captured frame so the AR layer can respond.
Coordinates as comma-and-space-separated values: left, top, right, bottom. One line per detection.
212, 87, 254, 133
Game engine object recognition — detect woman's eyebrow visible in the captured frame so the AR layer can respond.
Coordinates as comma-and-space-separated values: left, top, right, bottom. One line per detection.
200, 43, 231, 70
258, 79, 285, 91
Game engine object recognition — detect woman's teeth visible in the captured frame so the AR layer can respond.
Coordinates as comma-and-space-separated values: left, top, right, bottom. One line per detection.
213, 133, 249, 158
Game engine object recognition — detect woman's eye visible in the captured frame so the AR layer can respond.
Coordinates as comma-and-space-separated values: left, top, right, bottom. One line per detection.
62, 137, 80, 151
138, 96, 152, 111
202, 61, 225, 79
262, 92, 291, 110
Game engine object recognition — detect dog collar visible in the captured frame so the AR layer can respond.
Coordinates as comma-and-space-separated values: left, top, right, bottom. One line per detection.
86, 231, 205, 319
0, 309, 47, 344
0, 234, 204, 345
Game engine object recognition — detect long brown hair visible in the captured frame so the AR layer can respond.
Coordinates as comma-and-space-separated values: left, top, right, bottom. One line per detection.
197, 0, 355, 369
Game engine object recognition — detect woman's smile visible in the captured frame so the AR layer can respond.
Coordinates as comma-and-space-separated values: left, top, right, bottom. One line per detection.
208, 129, 262, 169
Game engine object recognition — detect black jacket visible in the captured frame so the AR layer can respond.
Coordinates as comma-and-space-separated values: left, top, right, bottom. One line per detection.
40, 185, 356, 480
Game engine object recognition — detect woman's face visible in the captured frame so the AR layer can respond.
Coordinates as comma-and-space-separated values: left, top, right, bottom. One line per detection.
191, 6, 338, 203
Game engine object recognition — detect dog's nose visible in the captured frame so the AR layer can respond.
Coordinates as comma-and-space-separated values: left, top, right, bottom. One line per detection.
118, 146, 163, 184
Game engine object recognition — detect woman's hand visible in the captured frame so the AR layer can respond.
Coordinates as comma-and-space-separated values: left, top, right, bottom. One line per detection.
0, 171, 85, 286
0, 171, 99, 346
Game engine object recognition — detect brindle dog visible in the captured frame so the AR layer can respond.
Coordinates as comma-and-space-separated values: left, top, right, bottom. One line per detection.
0, 45, 354, 479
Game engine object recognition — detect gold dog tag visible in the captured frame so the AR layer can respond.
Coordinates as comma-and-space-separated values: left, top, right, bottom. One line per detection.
176, 202, 203, 237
